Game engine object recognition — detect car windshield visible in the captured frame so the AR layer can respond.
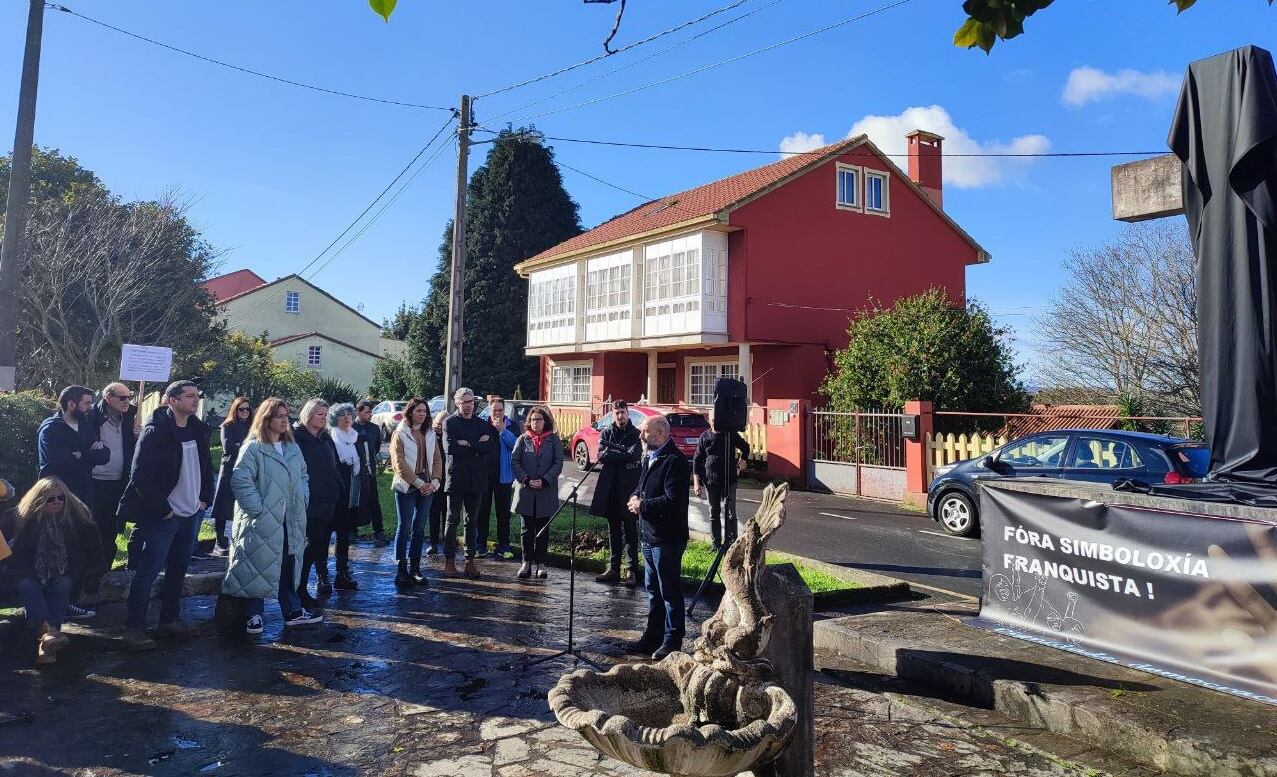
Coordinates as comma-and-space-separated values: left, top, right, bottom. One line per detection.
668, 413, 709, 429
1170, 444, 1211, 478
393, 402, 406, 411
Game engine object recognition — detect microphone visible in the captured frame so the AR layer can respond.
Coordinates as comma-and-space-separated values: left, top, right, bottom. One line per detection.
598, 438, 631, 455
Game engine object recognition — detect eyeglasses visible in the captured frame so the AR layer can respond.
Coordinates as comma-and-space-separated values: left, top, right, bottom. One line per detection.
111, 393, 135, 401
237, 406, 252, 413
46, 494, 65, 504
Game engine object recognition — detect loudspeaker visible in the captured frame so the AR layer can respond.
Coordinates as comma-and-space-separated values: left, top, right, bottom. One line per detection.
712, 376, 748, 433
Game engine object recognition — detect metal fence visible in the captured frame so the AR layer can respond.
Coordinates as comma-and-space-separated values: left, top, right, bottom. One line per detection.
809, 409, 907, 469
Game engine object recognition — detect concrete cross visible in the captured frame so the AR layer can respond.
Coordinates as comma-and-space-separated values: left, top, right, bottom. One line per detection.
1111, 154, 1184, 222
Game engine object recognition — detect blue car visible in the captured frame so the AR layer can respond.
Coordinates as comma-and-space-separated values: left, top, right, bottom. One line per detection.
927, 429, 1210, 537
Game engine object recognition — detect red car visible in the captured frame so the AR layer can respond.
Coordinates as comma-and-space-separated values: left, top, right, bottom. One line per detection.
569, 406, 710, 468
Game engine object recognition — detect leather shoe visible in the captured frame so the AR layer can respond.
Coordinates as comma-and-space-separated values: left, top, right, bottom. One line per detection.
624, 639, 661, 656
651, 643, 680, 661
594, 569, 620, 584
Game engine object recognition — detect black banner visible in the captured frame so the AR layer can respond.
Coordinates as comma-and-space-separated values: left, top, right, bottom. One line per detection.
972, 483, 1277, 706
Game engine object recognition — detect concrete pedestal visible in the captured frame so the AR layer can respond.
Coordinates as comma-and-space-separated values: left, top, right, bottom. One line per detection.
756, 563, 814, 777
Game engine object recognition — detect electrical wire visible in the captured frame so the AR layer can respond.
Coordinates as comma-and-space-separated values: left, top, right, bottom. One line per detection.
45, 2, 453, 112
481, 0, 784, 125
490, 0, 921, 124
475, 0, 754, 99
475, 127, 1164, 158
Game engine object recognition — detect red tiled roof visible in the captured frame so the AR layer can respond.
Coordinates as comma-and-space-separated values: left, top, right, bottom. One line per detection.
518, 136, 872, 271
203, 269, 266, 302
1001, 405, 1121, 438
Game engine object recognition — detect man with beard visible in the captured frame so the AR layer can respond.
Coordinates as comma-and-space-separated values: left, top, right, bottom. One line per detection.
38, 385, 110, 509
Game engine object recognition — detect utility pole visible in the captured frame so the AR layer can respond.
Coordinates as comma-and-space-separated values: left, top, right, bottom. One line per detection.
0, 0, 46, 392
442, 94, 471, 409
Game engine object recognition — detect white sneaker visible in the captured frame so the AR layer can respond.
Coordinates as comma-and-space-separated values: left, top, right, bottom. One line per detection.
245, 615, 264, 635
284, 609, 323, 627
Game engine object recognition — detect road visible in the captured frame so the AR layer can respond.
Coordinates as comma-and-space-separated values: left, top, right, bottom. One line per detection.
557, 463, 983, 601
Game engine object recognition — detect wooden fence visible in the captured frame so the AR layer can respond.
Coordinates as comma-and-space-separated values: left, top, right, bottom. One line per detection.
926, 431, 1006, 485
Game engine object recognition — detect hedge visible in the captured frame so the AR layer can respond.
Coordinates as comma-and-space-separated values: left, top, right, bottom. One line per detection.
0, 391, 55, 496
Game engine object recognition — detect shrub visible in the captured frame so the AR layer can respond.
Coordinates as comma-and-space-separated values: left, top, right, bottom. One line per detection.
313, 376, 360, 405
0, 391, 56, 496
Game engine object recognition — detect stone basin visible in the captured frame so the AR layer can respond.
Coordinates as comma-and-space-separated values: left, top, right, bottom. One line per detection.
549, 654, 796, 777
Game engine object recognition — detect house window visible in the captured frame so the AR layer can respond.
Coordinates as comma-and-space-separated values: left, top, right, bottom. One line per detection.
836, 164, 861, 209
865, 170, 890, 215
585, 263, 631, 324
688, 361, 740, 407
643, 248, 701, 314
285, 291, 300, 313
528, 274, 576, 332
307, 345, 322, 367
549, 363, 591, 404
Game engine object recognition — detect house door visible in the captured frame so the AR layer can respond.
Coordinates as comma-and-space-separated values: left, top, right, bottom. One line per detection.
658, 367, 676, 404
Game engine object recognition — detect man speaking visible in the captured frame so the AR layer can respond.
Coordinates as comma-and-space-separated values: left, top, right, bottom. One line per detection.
627, 415, 691, 660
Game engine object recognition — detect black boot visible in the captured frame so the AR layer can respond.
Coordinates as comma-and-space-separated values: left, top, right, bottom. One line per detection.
409, 559, 429, 588
316, 569, 333, 596
297, 585, 320, 610
395, 560, 416, 588
334, 565, 358, 591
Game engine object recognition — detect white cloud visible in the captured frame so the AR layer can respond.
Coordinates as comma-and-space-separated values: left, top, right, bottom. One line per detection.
1061, 66, 1179, 108
778, 131, 826, 157
846, 105, 1050, 189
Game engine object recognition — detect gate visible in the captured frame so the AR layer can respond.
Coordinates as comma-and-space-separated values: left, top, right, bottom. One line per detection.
807, 409, 907, 500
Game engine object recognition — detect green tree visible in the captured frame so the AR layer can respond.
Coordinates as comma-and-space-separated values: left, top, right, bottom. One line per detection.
192, 330, 319, 407
369, 354, 415, 400
414, 130, 582, 398
955, 0, 1273, 53
822, 288, 1028, 431
382, 300, 420, 342
0, 390, 56, 496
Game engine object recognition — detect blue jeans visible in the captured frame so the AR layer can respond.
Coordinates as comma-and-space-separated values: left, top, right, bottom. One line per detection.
395, 490, 434, 562
641, 541, 686, 648
246, 535, 301, 619
125, 513, 199, 629
18, 575, 74, 632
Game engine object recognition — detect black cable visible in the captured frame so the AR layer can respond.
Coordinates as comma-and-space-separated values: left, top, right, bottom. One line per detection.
46, 2, 453, 111
475, 0, 754, 99
482, 0, 784, 125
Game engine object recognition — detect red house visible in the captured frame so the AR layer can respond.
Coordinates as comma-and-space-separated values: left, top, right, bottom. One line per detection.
516, 131, 987, 412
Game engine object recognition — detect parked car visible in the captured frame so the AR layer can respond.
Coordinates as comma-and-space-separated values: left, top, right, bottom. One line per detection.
371, 400, 408, 436
927, 429, 1210, 537
569, 406, 709, 469
478, 399, 535, 430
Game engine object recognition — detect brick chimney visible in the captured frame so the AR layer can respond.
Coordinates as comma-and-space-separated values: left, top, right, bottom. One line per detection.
906, 130, 944, 208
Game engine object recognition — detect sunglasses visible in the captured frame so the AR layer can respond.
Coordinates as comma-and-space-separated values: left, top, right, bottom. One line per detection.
46, 494, 66, 504
111, 393, 135, 401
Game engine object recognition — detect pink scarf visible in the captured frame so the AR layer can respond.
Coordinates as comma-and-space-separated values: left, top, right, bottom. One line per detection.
527, 430, 552, 455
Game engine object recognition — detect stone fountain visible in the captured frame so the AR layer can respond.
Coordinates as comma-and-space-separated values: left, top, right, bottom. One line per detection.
549, 483, 800, 777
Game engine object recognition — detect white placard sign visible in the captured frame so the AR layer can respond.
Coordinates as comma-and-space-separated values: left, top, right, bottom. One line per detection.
119, 344, 173, 383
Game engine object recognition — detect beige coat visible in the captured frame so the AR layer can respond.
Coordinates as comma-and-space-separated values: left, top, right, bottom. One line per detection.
390, 420, 443, 493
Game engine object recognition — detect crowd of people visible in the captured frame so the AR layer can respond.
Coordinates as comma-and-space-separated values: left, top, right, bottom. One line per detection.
1, 380, 749, 665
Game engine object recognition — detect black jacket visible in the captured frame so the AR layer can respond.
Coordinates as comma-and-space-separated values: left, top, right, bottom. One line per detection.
443, 412, 496, 494
353, 419, 382, 462
631, 439, 691, 546
692, 430, 751, 486
85, 399, 139, 479
293, 423, 340, 523
588, 421, 642, 517
218, 421, 250, 478
37, 412, 109, 506
119, 407, 214, 524
2, 509, 106, 586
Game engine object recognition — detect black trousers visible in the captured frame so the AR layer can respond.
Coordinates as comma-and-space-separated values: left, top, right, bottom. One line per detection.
445, 490, 483, 559
605, 489, 641, 574
520, 514, 551, 564
299, 520, 350, 591
429, 489, 447, 547
367, 474, 385, 535
477, 480, 513, 550
90, 477, 127, 565
706, 480, 739, 547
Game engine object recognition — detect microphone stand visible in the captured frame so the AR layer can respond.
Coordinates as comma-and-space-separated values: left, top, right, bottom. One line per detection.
526, 452, 605, 671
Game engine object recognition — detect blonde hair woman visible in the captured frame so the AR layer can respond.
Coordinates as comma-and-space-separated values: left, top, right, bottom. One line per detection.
6, 477, 104, 665
222, 398, 321, 634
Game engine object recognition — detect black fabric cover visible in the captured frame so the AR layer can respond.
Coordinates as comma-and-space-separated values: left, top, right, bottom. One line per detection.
1168, 45, 1277, 485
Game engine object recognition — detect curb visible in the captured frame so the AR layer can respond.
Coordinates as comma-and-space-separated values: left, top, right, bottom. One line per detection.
813, 613, 1277, 777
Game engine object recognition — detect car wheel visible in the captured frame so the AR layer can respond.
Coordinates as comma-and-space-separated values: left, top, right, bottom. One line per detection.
936, 491, 978, 537
574, 441, 591, 469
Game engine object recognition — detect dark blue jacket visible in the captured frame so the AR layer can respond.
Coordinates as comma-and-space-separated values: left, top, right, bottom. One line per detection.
631, 439, 691, 546
37, 412, 109, 505
119, 407, 213, 524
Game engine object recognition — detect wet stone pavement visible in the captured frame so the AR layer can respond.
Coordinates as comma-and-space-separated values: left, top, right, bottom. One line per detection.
1, 543, 1110, 776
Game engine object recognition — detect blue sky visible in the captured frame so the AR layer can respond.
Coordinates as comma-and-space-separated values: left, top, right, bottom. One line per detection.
1, 0, 1272, 375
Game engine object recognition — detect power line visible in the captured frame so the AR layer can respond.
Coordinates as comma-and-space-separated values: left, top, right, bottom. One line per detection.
475, 0, 754, 100
476, 128, 1164, 158
482, 0, 784, 125
45, 2, 454, 112
491, 0, 921, 124
556, 159, 658, 202
229, 117, 456, 321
